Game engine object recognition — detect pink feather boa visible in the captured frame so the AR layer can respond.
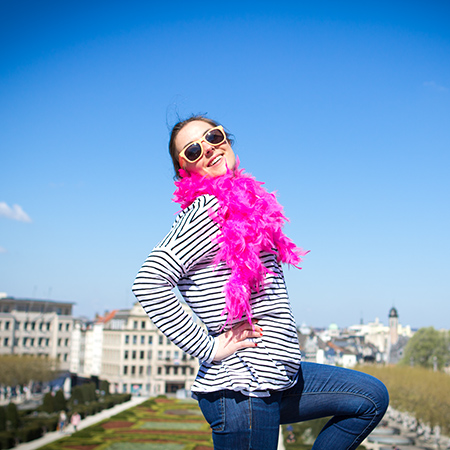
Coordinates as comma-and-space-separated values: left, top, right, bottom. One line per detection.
173, 163, 309, 326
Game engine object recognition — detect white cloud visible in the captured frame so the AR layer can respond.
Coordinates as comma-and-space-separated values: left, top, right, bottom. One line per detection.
0, 247, 6, 253
0, 202, 32, 222
423, 81, 448, 92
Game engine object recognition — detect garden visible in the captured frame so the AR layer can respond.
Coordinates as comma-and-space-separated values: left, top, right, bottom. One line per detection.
36, 396, 213, 450
0, 381, 131, 450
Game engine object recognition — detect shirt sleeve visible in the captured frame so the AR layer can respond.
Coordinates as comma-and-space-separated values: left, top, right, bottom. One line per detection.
132, 194, 220, 363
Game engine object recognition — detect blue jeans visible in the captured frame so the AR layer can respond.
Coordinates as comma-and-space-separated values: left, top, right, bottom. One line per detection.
197, 362, 389, 450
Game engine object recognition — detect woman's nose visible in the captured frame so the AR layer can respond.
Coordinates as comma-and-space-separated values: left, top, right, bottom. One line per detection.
203, 143, 214, 156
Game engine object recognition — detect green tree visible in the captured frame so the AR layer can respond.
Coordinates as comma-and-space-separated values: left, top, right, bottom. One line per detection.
6, 403, 19, 429
70, 386, 84, 405
0, 355, 57, 386
0, 406, 6, 431
401, 327, 450, 370
53, 389, 67, 411
99, 379, 110, 395
41, 392, 55, 413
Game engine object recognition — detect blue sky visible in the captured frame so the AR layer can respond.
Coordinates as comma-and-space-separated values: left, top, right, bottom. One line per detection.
1, 1, 449, 329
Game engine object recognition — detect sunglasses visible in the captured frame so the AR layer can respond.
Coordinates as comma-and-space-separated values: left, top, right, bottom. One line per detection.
178, 126, 227, 165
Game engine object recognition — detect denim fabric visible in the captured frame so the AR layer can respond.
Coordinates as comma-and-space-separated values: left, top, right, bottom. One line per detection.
197, 362, 389, 450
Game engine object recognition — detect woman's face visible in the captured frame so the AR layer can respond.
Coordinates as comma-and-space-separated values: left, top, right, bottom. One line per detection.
175, 120, 236, 178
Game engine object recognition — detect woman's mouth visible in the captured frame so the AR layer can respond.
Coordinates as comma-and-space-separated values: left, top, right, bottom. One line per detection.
208, 155, 223, 167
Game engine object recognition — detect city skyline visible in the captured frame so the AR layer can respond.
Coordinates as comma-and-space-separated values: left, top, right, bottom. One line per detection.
1, 1, 449, 329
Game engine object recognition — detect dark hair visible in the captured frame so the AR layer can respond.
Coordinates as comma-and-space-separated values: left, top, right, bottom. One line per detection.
168, 115, 234, 179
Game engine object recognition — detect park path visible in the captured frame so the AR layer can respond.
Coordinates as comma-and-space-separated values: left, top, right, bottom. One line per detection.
16, 396, 149, 450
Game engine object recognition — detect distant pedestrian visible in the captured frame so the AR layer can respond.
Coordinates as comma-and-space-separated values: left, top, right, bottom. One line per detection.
70, 412, 81, 432
58, 411, 67, 432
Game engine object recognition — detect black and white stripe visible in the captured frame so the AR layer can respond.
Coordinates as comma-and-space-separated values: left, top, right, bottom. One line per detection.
132, 194, 301, 397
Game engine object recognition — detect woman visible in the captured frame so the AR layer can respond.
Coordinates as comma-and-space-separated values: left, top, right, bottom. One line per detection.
132, 115, 389, 450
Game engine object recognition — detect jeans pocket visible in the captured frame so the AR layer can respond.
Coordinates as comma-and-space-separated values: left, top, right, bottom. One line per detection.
198, 390, 225, 432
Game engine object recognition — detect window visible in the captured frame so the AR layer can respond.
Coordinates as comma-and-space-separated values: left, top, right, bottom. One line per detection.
38, 338, 44, 346
124, 366, 128, 375
140, 335, 145, 345
124, 351, 129, 360
46, 323, 50, 331
131, 366, 136, 375
174, 366, 178, 375
148, 336, 153, 345
174, 351, 179, 360
5, 321, 9, 330
39, 323, 43, 331
15, 321, 20, 330
24, 322, 29, 330
157, 367, 162, 375
46, 338, 50, 346
31, 322, 35, 330
133, 335, 137, 345
158, 336, 163, 345
165, 367, 170, 375
63, 354, 68, 361
190, 368, 194, 375
64, 338, 69, 346
147, 365, 151, 375
58, 338, 62, 346
166, 350, 171, 360
139, 366, 144, 375
141, 321, 146, 329
132, 351, 136, 360
59, 323, 63, 331
125, 335, 129, 344
66, 323, 70, 331
23, 338, 28, 346
133, 321, 138, 329
182, 367, 186, 375
148, 350, 152, 359
30, 338, 35, 346
158, 351, 162, 360
4, 338, 9, 346
166, 338, 170, 346
140, 351, 144, 360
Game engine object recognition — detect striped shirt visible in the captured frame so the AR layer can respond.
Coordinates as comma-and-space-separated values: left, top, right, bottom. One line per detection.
132, 194, 301, 397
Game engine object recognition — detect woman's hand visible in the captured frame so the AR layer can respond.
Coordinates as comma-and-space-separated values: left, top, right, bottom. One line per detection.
213, 321, 263, 362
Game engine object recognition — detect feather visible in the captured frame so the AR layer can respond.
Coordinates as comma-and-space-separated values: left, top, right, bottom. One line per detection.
173, 160, 309, 326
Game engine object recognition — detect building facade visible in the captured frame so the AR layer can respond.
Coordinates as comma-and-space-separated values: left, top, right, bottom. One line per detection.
71, 302, 199, 396
0, 295, 74, 370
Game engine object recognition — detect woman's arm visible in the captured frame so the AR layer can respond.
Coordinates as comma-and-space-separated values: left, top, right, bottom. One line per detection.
132, 194, 261, 363
132, 195, 219, 362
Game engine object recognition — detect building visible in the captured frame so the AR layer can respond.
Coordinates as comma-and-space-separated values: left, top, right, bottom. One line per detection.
71, 302, 199, 396
0, 295, 74, 370
389, 307, 399, 345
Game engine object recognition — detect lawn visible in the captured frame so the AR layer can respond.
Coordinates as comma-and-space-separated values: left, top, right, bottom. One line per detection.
37, 397, 213, 450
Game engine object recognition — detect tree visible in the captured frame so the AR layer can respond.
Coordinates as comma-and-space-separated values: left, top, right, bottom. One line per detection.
6, 403, 19, 429
99, 379, 110, 395
41, 392, 55, 413
0, 355, 57, 387
0, 406, 6, 431
70, 386, 84, 405
401, 327, 450, 370
54, 389, 67, 411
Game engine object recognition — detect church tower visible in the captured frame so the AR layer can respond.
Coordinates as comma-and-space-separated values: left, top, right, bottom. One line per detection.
389, 306, 399, 346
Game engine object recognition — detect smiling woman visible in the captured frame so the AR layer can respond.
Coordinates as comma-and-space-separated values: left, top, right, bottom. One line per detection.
132, 114, 389, 450
168, 116, 235, 179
